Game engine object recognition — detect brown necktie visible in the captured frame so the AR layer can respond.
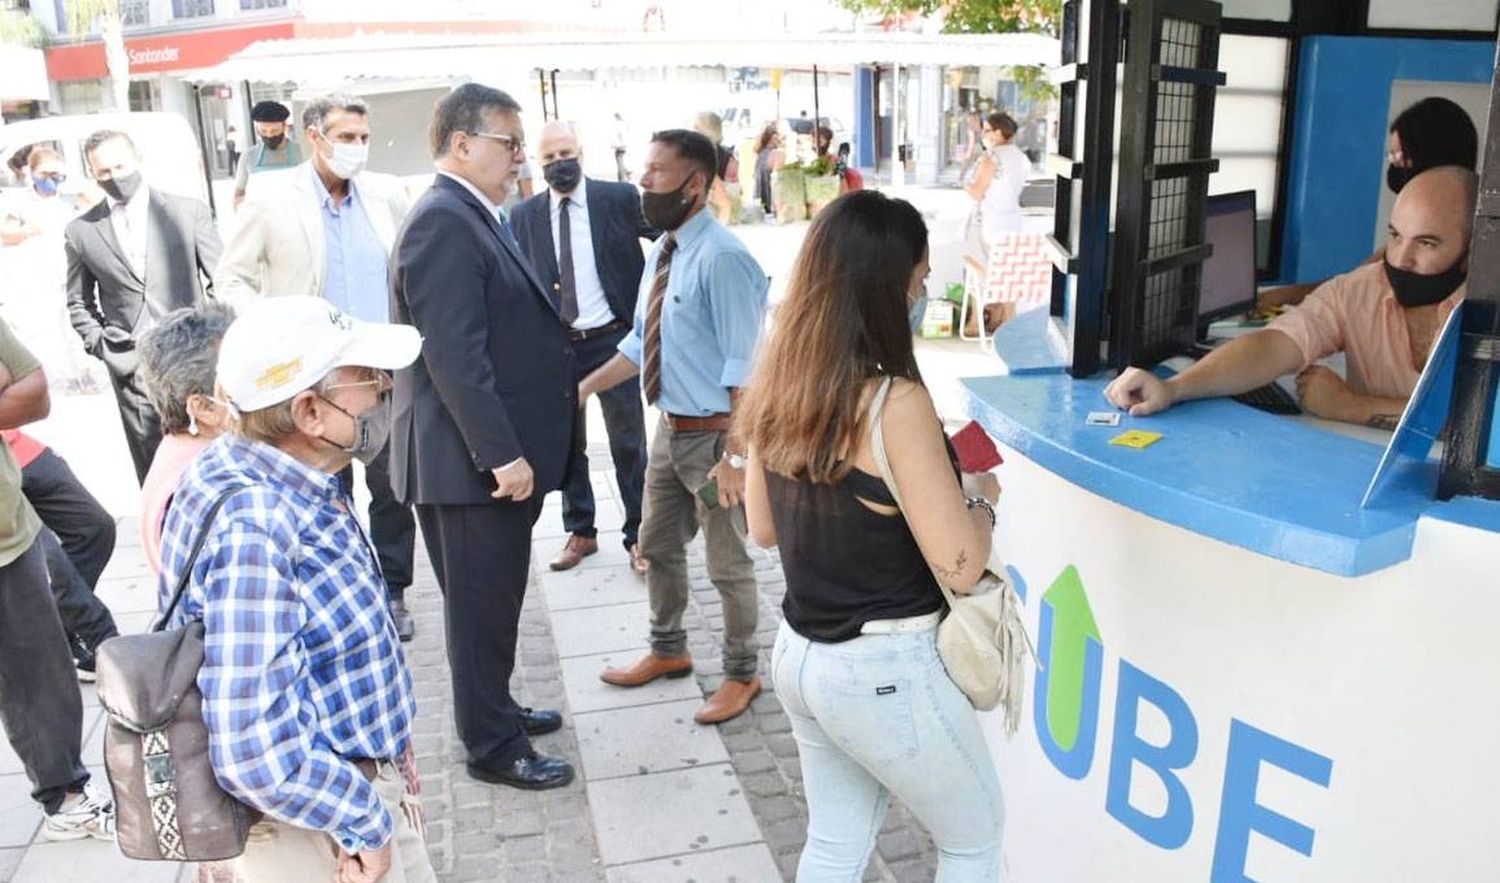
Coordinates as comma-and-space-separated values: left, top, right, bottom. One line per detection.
641, 234, 678, 406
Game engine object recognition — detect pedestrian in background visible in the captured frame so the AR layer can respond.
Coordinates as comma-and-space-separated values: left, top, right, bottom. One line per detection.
157, 296, 432, 883
582, 129, 769, 726
512, 120, 654, 576
65, 130, 222, 484
741, 190, 1004, 880
962, 111, 1029, 335
234, 101, 303, 208
135, 302, 235, 576
216, 92, 420, 640
391, 83, 577, 791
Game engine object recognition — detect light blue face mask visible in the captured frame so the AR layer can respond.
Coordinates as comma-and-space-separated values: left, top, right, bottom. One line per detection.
908, 295, 929, 333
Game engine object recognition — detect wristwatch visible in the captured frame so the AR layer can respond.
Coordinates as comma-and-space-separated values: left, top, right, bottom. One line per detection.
723, 451, 747, 469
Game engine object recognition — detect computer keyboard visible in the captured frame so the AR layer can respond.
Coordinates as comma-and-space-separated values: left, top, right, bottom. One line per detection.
1232, 383, 1301, 415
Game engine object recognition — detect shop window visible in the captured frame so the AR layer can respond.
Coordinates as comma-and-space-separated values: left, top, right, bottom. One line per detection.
128, 79, 160, 112
1209, 34, 1288, 274
172, 0, 215, 19
119, 0, 149, 25
240, 0, 288, 7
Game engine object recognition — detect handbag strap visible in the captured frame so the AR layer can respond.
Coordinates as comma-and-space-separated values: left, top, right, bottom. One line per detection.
866, 376, 963, 610
151, 489, 238, 633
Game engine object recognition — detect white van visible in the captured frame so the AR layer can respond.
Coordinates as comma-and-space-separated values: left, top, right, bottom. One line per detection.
0, 111, 210, 208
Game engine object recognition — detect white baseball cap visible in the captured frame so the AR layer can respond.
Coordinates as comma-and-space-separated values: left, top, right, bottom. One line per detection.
216, 295, 421, 413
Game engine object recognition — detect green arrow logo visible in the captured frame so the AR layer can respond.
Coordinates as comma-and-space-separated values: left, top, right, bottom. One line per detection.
1043, 565, 1102, 751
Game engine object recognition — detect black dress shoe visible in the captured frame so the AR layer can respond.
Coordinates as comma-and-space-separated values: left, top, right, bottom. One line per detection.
388, 599, 415, 642
467, 752, 575, 790
520, 707, 562, 736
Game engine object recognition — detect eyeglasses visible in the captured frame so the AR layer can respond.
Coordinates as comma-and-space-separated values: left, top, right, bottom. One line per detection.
323, 370, 389, 394
468, 131, 526, 155
36, 172, 66, 183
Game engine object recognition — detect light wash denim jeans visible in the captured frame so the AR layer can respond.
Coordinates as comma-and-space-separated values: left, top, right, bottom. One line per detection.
771, 620, 1004, 882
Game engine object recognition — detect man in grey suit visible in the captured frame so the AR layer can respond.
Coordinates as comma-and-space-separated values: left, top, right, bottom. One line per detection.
65, 130, 221, 483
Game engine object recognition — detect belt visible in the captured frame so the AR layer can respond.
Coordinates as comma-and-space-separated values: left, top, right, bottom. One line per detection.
664, 413, 733, 432
568, 319, 628, 343
860, 610, 942, 635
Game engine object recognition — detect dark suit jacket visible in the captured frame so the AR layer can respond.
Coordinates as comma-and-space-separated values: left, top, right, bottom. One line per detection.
510, 177, 654, 323
390, 174, 576, 506
64, 189, 221, 376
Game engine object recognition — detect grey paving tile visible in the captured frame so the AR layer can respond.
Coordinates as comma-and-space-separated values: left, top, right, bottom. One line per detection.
560, 650, 703, 714
605, 842, 780, 883
0, 776, 40, 849
11, 837, 181, 882
550, 602, 651, 659
0, 848, 22, 881
574, 699, 729, 781
587, 764, 761, 866
540, 564, 647, 612
532, 531, 637, 574
94, 574, 162, 616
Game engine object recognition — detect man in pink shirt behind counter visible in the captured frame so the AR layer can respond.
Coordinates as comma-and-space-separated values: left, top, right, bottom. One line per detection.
1107, 166, 1476, 430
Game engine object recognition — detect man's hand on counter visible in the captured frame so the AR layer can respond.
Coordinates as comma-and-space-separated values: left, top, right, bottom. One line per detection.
1104, 368, 1177, 416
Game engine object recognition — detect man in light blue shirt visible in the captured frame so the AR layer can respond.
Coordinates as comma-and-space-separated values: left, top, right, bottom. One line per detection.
580, 129, 769, 726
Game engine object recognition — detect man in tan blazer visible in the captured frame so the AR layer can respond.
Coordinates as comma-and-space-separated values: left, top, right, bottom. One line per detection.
216, 93, 419, 640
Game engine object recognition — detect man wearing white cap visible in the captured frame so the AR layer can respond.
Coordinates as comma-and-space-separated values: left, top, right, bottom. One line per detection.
155, 296, 435, 883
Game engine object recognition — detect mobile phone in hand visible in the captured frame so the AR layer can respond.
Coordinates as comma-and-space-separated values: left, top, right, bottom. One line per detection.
696, 478, 721, 510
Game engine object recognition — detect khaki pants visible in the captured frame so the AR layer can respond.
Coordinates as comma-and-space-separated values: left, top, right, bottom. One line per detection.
229, 761, 436, 883
640, 418, 759, 679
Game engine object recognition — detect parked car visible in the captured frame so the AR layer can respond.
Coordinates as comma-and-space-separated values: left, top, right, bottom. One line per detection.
0, 111, 211, 208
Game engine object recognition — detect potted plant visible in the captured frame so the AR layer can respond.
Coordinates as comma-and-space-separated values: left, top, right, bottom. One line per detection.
803, 155, 841, 216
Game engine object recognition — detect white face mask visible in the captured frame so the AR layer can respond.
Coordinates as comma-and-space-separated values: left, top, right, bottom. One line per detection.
321, 133, 369, 180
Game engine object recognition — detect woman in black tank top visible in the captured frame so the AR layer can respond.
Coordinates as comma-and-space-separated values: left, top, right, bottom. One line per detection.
739, 191, 1005, 881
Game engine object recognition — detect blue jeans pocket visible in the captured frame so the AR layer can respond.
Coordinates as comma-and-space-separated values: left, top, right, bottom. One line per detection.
821, 672, 922, 764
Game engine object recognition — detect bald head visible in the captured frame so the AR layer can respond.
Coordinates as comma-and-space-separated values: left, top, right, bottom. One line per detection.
537, 120, 581, 166
1387, 165, 1477, 275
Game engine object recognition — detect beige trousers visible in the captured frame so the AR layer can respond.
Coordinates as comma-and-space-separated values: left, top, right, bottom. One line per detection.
228, 761, 436, 883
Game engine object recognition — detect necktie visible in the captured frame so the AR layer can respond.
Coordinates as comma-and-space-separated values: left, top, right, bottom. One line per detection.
496, 210, 518, 249
558, 196, 579, 325
641, 234, 678, 406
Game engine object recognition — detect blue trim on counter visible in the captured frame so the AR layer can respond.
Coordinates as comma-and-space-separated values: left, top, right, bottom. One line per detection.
991, 308, 1071, 375
1425, 497, 1500, 534
962, 373, 1442, 577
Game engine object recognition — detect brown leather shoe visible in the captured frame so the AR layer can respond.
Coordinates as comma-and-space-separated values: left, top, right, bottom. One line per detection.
599, 652, 693, 687
694, 676, 762, 725
628, 543, 649, 577
549, 534, 599, 571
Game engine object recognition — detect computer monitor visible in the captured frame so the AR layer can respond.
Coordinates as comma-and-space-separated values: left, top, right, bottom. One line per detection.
1197, 189, 1257, 338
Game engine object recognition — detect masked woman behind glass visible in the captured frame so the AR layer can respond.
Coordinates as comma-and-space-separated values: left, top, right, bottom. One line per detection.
740, 190, 1004, 881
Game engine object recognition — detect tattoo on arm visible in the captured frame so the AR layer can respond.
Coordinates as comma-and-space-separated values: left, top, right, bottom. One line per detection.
1366, 414, 1401, 431
932, 549, 968, 581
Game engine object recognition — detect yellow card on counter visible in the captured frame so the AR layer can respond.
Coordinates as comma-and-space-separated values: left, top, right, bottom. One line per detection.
1109, 429, 1163, 449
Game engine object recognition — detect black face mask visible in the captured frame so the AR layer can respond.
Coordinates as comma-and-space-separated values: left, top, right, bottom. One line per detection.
1386, 164, 1415, 194
542, 156, 582, 193
1384, 254, 1467, 307
262, 133, 286, 150
641, 176, 698, 231
99, 171, 143, 204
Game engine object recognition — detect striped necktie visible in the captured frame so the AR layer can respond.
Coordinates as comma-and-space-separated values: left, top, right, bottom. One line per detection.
641, 234, 678, 406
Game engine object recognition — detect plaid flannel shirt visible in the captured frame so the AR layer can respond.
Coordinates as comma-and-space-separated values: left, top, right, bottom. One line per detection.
158, 434, 416, 852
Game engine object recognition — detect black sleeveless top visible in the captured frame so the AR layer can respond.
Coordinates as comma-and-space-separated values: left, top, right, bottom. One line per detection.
765, 465, 945, 643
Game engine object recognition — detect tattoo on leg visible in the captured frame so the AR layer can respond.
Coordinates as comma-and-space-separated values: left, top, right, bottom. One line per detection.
1366, 414, 1401, 431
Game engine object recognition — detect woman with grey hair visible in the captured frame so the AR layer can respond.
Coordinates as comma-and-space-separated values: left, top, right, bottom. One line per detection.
136, 302, 235, 574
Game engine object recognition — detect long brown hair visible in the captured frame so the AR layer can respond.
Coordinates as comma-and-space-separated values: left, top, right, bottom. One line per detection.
739, 190, 927, 483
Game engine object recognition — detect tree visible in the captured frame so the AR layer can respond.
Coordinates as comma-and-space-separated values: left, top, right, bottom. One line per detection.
838, 0, 1062, 99
838, 0, 1062, 36
65, 0, 131, 111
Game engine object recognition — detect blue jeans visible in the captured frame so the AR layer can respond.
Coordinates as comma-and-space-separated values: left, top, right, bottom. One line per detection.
772, 620, 1004, 882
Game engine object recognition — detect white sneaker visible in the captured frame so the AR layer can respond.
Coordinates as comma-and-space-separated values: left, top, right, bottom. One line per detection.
42, 780, 115, 842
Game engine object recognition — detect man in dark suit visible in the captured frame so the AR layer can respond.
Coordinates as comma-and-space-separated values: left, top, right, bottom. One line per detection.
65, 130, 221, 483
512, 120, 653, 575
390, 84, 576, 791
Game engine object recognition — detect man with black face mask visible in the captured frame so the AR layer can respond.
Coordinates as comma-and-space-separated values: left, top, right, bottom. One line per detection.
1106, 166, 1477, 430
579, 129, 770, 726
234, 101, 303, 208
512, 120, 656, 575
64, 129, 221, 482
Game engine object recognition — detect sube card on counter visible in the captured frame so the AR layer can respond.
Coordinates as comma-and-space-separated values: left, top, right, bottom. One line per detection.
1086, 411, 1122, 427
1109, 429, 1164, 449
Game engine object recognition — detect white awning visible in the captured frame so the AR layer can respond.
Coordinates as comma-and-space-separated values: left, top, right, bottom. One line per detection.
195, 30, 1060, 84
0, 45, 50, 102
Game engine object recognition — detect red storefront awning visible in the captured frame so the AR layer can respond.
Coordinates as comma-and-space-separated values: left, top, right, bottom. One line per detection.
45, 22, 297, 82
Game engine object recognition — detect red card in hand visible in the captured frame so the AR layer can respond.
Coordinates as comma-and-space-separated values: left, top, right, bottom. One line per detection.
951, 421, 1002, 472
